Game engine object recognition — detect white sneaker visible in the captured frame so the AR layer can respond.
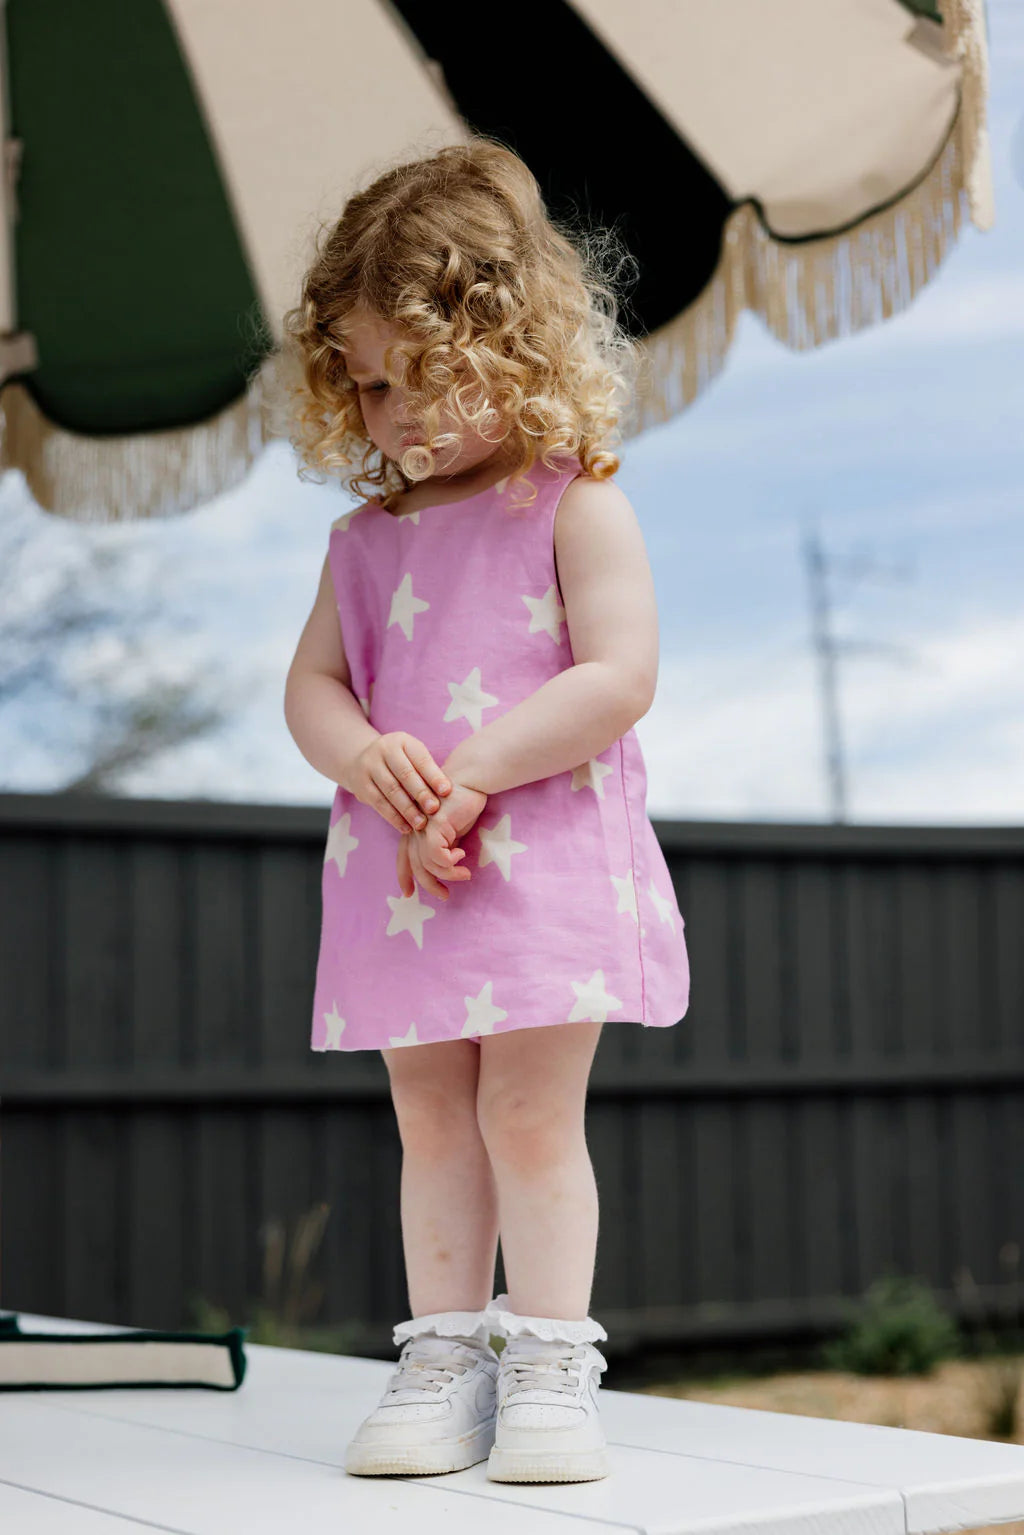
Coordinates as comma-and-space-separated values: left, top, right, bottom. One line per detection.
485, 1294, 611, 1483
344, 1313, 499, 1477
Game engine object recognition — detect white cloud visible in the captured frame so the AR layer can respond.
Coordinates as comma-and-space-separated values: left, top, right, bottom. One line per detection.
639, 605, 1024, 824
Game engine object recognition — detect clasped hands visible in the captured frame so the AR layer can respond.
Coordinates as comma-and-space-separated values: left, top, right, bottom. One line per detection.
344, 730, 488, 901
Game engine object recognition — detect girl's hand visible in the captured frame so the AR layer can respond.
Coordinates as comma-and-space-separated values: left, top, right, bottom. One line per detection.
396, 779, 489, 900
397, 825, 468, 901
343, 731, 452, 834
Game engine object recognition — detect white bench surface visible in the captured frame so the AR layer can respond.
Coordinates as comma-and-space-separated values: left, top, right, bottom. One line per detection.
3, 1312, 1024, 1535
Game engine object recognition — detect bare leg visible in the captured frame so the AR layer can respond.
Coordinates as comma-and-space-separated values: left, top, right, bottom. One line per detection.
475, 1020, 604, 1320
382, 1037, 500, 1316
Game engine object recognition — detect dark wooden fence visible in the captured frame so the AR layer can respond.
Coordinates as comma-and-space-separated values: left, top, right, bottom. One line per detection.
2, 790, 1022, 1357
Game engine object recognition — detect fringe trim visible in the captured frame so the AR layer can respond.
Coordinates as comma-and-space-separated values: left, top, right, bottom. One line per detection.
632, 0, 993, 435
0, 351, 279, 524
942, 0, 994, 231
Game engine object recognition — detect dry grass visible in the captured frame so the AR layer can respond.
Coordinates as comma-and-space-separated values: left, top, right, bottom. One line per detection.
638, 1354, 1024, 1535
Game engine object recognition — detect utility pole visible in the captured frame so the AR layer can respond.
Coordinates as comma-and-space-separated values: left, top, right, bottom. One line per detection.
801, 519, 919, 823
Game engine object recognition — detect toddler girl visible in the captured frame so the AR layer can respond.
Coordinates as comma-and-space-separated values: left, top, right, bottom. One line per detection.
282, 137, 689, 1485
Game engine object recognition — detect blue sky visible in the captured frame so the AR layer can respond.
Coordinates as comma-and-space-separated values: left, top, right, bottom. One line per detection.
3, 0, 1022, 824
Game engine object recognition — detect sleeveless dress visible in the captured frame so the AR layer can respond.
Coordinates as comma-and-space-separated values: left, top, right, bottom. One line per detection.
311, 452, 690, 1052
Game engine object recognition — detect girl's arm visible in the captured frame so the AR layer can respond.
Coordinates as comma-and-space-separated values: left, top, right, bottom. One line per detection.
284, 554, 451, 832
440, 475, 659, 797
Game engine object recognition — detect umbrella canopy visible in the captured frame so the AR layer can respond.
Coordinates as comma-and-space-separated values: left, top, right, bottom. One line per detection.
0, 0, 992, 523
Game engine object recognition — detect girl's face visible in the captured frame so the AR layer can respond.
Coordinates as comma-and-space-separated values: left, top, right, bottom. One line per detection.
339, 305, 505, 479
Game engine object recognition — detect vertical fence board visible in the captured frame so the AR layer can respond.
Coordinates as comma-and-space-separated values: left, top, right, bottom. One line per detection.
792, 860, 835, 1067
590, 1100, 633, 1311
693, 1101, 740, 1307
638, 1098, 686, 1308
64, 1111, 120, 1323
127, 1110, 187, 1329
745, 1099, 792, 1302
131, 842, 187, 1071
0, 840, 53, 1068
796, 1099, 844, 1302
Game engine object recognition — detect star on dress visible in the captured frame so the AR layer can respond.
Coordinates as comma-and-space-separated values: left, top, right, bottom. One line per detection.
462, 980, 508, 1038
444, 666, 499, 731
478, 814, 528, 881
331, 505, 369, 533
388, 1022, 421, 1048
568, 969, 624, 1024
388, 572, 430, 641
610, 869, 639, 924
324, 812, 359, 878
385, 887, 436, 949
521, 585, 566, 644
570, 758, 614, 798
648, 878, 677, 930
319, 1002, 347, 1048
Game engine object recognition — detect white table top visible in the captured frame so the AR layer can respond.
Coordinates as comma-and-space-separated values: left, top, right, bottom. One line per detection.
3, 1312, 1024, 1535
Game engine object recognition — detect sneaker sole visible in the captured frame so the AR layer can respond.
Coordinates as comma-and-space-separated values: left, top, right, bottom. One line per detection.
487, 1444, 611, 1482
344, 1418, 495, 1476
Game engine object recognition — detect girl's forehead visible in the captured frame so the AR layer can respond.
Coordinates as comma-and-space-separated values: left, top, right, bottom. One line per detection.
340, 317, 407, 369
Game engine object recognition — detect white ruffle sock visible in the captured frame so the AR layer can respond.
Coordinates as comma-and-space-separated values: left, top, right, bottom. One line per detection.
392, 1305, 496, 1350
484, 1292, 608, 1346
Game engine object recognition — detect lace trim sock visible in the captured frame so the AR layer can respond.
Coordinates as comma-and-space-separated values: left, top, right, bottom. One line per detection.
484, 1291, 608, 1345
392, 1304, 495, 1350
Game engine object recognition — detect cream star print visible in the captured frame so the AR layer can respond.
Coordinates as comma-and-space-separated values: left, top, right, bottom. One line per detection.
324, 812, 359, 878
478, 814, 528, 881
444, 666, 499, 731
648, 879, 676, 930
320, 1002, 347, 1048
611, 869, 639, 925
462, 981, 508, 1038
388, 572, 430, 641
568, 969, 623, 1024
570, 758, 614, 798
385, 888, 436, 949
388, 1022, 420, 1048
331, 505, 368, 533
521, 585, 566, 644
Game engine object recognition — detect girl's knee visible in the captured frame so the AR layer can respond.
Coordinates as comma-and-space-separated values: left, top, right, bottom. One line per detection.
476, 1084, 584, 1168
384, 1038, 481, 1150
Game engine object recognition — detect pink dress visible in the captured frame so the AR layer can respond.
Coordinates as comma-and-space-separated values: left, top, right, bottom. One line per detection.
311, 452, 689, 1052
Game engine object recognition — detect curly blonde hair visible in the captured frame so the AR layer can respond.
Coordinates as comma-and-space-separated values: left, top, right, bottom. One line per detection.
270, 135, 641, 514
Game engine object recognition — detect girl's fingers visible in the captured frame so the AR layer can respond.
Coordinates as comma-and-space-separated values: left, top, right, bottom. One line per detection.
374, 765, 427, 831
393, 749, 442, 817
402, 741, 452, 803
416, 864, 449, 899
396, 835, 414, 896
426, 851, 470, 881
408, 842, 450, 901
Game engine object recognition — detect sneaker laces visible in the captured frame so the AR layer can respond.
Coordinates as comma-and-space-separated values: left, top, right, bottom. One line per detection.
385, 1334, 480, 1396
498, 1339, 584, 1398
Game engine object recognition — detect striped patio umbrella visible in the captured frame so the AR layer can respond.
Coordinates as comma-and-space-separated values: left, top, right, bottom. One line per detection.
0, 0, 992, 524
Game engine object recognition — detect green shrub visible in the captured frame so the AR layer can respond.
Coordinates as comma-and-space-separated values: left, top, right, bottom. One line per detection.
821, 1273, 962, 1376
